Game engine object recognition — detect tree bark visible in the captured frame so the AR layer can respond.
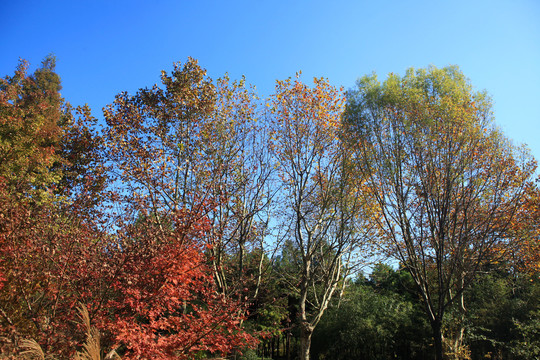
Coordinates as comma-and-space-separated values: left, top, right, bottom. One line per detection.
299, 321, 314, 360
432, 318, 444, 360
286, 330, 291, 360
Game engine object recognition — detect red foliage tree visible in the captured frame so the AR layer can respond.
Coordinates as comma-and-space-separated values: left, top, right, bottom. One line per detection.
0, 178, 107, 357
101, 212, 257, 359
0, 181, 257, 359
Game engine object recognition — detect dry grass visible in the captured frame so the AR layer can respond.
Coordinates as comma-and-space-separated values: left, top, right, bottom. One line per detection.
19, 338, 45, 360
19, 304, 121, 360
73, 303, 101, 360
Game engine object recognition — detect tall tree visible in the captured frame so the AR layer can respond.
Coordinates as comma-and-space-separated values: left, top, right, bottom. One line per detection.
0, 56, 106, 208
103, 58, 275, 322
0, 57, 110, 357
102, 57, 216, 222
202, 76, 276, 299
343, 66, 535, 360
270, 74, 372, 360
0, 56, 63, 202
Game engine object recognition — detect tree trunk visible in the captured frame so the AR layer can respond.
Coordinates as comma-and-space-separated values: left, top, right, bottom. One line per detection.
299, 321, 314, 360
449, 284, 467, 359
432, 318, 444, 360
286, 331, 291, 360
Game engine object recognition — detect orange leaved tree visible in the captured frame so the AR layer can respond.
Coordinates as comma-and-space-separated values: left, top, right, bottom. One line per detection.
269, 74, 373, 360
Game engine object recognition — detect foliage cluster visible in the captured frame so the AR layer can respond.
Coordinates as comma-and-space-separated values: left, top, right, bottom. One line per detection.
0, 57, 538, 360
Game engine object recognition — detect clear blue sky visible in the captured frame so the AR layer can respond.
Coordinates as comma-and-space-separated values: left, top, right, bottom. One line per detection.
2, 0, 539, 161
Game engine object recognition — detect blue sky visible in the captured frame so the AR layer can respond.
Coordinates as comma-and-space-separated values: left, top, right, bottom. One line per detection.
1, 0, 539, 161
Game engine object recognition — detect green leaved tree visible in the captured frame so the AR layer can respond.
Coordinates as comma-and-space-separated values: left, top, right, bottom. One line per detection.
344, 65, 536, 360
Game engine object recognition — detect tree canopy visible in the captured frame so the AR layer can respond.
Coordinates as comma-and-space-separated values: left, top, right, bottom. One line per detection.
0, 58, 538, 360
343, 65, 536, 360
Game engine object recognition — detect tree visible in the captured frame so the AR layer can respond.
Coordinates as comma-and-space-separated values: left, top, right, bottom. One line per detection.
0, 177, 109, 358
102, 57, 216, 222
0, 56, 107, 209
103, 213, 257, 360
269, 74, 372, 360
101, 58, 281, 358
202, 76, 276, 300
463, 266, 540, 360
0, 58, 110, 358
343, 66, 535, 360
102, 59, 275, 303
0, 56, 63, 202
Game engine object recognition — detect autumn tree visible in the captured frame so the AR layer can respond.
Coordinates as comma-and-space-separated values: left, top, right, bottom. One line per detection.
201, 77, 276, 298
0, 57, 110, 357
102, 59, 275, 299
0, 177, 110, 358
101, 212, 257, 360
343, 65, 536, 360
102, 59, 280, 359
270, 74, 373, 360
102, 57, 216, 222
0, 56, 63, 202
0, 56, 107, 210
